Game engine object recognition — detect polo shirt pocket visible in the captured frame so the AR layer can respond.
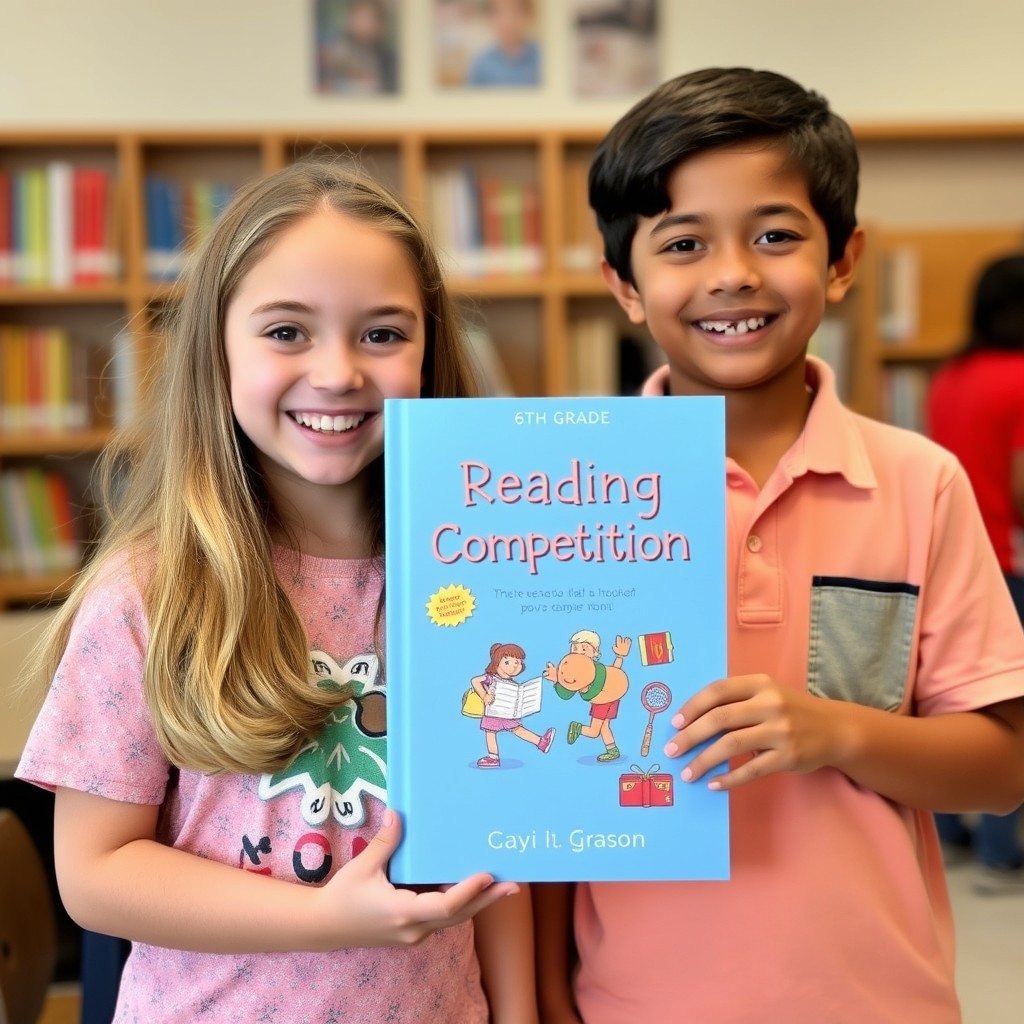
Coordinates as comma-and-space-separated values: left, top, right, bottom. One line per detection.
807, 576, 919, 711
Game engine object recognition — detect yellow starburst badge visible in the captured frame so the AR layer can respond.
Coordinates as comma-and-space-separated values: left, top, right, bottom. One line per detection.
425, 584, 475, 627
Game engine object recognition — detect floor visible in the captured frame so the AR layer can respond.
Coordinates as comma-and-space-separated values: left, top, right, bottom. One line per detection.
946, 857, 1024, 1024
35, 861, 1024, 1024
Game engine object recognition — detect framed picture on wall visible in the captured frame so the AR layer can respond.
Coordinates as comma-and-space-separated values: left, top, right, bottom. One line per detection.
435, 0, 541, 89
314, 0, 400, 95
571, 0, 660, 98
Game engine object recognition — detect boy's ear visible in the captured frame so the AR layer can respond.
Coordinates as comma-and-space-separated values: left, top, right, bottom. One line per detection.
601, 259, 647, 325
826, 227, 865, 304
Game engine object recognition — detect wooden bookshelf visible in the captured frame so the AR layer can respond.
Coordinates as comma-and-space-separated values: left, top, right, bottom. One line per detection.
2, 123, 1024, 606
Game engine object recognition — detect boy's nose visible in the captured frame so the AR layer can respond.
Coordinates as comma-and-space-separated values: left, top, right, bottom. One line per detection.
308, 341, 364, 391
706, 245, 761, 294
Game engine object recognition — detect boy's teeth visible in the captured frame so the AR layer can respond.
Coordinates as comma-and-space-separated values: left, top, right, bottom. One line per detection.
698, 316, 768, 335
293, 412, 366, 433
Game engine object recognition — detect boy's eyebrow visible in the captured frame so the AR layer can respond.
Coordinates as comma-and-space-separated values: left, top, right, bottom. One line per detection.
649, 203, 813, 236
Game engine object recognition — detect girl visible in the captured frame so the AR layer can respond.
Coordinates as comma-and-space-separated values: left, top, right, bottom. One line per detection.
16, 161, 536, 1022
471, 642, 555, 768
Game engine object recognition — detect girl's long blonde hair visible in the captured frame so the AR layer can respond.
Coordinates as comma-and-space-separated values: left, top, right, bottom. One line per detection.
34, 159, 479, 775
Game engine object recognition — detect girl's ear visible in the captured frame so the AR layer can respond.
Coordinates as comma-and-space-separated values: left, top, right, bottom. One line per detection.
826, 227, 865, 304
601, 259, 647, 325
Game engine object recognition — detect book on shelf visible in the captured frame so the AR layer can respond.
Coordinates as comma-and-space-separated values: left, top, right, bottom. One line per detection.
879, 244, 921, 345
569, 315, 618, 396
882, 365, 930, 433
428, 166, 542, 278
0, 325, 89, 432
0, 163, 117, 288
807, 317, 851, 402
561, 157, 602, 272
144, 175, 234, 282
0, 168, 11, 285
384, 395, 730, 883
0, 467, 81, 577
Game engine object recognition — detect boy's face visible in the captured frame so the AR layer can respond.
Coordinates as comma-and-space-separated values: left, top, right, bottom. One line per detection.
603, 142, 860, 397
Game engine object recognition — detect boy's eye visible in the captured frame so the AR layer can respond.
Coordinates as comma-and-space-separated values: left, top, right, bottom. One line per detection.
756, 230, 799, 245
267, 325, 303, 343
365, 326, 403, 345
664, 237, 704, 254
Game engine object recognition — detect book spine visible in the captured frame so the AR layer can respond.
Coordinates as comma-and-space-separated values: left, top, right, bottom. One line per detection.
24, 167, 49, 286
47, 160, 73, 287
1, 469, 45, 575
0, 169, 12, 285
382, 401, 414, 880
45, 471, 80, 571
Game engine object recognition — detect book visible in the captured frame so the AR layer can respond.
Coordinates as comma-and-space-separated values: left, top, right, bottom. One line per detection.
481, 673, 544, 719
384, 395, 729, 883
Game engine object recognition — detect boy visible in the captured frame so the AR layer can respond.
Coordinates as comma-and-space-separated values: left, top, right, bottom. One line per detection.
535, 67, 1024, 1024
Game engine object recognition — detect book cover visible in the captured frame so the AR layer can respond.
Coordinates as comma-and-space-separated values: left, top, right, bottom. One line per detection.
384, 395, 729, 883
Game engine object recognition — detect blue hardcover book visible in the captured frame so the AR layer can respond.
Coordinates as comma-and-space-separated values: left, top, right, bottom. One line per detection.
384, 395, 729, 883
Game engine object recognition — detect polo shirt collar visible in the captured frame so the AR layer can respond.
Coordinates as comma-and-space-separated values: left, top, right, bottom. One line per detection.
640, 356, 877, 490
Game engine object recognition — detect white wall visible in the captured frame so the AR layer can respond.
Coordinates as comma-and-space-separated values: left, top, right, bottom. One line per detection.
2, 0, 1023, 128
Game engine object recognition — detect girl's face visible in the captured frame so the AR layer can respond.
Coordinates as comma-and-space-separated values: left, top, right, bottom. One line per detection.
498, 654, 523, 677
225, 208, 426, 510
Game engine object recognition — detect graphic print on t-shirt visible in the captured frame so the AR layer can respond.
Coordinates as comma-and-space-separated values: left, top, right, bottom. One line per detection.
258, 651, 387, 827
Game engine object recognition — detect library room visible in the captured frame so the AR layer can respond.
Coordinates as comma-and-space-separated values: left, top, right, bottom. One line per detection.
2, 0, 1024, 1019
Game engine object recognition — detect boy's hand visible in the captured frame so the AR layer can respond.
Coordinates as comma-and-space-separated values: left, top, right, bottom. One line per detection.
662, 673, 839, 790
611, 635, 631, 657
544, 662, 558, 681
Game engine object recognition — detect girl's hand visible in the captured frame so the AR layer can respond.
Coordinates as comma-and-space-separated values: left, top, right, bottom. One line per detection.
315, 809, 519, 948
663, 673, 839, 790
484, 690, 495, 705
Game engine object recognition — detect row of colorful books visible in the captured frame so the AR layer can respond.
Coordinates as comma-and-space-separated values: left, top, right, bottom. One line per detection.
427, 167, 543, 277
0, 163, 120, 288
144, 175, 236, 282
0, 326, 90, 434
0, 466, 81, 577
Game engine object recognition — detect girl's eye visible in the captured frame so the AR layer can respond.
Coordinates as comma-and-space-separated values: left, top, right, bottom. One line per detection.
365, 327, 403, 345
267, 325, 304, 343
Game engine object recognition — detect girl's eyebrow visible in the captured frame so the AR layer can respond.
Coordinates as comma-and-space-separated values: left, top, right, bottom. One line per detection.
248, 301, 420, 320
250, 300, 316, 316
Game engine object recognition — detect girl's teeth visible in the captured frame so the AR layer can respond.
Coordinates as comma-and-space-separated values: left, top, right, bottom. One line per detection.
294, 412, 366, 433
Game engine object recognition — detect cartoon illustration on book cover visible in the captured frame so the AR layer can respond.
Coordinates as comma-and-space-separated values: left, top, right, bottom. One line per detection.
545, 630, 631, 762
456, 617, 679, 813
464, 641, 556, 768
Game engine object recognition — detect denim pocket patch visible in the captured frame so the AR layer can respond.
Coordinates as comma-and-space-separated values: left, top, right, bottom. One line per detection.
807, 576, 918, 711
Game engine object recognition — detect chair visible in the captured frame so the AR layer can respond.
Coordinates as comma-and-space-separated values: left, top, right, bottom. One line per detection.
0, 809, 57, 1024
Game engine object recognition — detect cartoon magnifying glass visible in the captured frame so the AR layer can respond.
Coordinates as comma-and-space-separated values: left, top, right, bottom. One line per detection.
639, 681, 673, 757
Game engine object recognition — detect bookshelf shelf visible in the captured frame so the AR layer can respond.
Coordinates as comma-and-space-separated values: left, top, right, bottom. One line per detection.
2, 122, 1024, 606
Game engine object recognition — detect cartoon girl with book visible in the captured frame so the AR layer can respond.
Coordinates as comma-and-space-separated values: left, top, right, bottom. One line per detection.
471, 642, 555, 769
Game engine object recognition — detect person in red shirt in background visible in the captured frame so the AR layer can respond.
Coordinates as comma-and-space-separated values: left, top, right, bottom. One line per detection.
928, 253, 1024, 894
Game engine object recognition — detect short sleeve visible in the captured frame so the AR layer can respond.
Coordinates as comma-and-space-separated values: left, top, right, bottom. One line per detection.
15, 562, 170, 804
915, 462, 1024, 715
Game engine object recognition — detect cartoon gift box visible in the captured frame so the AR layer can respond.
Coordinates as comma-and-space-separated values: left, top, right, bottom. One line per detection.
618, 764, 674, 808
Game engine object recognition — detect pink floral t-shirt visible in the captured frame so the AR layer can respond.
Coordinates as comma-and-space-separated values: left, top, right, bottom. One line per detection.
17, 548, 487, 1023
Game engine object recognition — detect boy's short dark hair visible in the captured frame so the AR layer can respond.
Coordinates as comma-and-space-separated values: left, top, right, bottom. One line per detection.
589, 67, 860, 284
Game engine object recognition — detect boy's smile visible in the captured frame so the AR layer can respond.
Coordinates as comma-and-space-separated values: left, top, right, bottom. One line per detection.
604, 142, 860, 401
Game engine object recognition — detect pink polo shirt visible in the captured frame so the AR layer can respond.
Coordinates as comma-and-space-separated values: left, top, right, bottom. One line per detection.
573, 357, 1024, 1024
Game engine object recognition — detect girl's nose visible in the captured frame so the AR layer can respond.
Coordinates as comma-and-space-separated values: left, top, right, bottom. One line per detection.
308, 340, 363, 391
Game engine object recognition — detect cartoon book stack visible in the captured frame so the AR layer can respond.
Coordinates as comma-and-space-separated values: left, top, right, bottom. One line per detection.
385, 395, 730, 883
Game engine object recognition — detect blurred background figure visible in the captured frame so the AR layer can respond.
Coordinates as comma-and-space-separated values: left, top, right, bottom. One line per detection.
316, 0, 398, 95
436, 0, 539, 88
927, 253, 1024, 895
